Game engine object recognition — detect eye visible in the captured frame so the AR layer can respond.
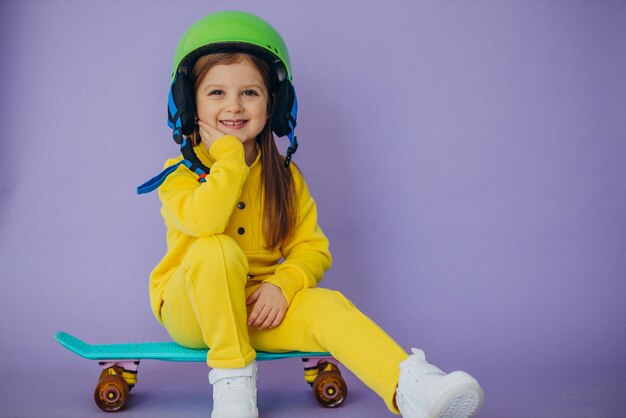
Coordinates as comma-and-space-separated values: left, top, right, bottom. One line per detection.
208, 89, 224, 96
242, 89, 259, 97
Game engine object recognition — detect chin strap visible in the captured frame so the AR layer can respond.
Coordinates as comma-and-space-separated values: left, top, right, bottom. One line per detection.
283, 96, 299, 167
284, 135, 298, 167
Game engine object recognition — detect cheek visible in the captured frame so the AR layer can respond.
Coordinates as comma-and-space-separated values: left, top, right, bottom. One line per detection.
252, 102, 269, 123
195, 97, 217, 119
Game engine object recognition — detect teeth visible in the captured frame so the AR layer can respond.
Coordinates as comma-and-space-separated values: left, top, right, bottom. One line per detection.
221, 120, 246, 126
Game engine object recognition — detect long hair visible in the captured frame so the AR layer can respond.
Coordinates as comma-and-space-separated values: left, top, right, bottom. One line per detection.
191, 52, 296, 247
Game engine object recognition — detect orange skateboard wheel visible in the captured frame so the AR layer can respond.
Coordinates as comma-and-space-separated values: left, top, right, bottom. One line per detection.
94, 374, 130, 412
312, 361, 347, 408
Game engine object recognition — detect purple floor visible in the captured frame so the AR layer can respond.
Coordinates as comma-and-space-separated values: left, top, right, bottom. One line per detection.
3, 346, 625, 418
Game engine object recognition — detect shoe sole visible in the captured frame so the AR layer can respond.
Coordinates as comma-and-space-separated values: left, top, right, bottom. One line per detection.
430, 372, 484, 418
211, 412, 258, 418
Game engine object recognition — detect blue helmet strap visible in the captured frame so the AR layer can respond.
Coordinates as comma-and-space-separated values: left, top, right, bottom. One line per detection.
136, 137, 210, 194
137, 82, 211, 195
283, 93, 299, 167
284, 117, 298, 167
136, 160, 186, 194
180, 138, 210, 176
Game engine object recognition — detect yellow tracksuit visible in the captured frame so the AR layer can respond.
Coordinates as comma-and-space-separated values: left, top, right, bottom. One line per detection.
149, 135, 407, 413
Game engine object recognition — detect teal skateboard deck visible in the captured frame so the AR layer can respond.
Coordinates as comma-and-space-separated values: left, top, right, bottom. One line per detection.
56, 331, 330, 362
55, 331, 347, 412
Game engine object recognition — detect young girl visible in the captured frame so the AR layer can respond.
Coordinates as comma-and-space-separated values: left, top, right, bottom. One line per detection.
138, 11, 484, 418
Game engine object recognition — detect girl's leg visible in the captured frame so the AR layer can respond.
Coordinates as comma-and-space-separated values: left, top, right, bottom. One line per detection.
248, 287, 407, 414
160, 234, 256, 369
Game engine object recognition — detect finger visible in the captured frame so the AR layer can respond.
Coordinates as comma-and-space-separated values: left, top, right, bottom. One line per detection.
254, 306, 272, 328
247, 307, 257, 325
247, 302, 263, 326
197, 123, 218, 142
198, 120, 226, 138
197, 119, 215, 132
259, 309, 278, 330
250, 304, 271, 328
269, 309, 285, 329
246, 289, 260, 306
197, 121, 216, 142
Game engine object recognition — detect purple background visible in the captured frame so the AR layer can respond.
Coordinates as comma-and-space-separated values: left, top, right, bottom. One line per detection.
1, 1, 625, 417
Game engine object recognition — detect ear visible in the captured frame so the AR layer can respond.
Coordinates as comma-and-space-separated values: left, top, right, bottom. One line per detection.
169, 71, 197, 136
270, 80, 295, 137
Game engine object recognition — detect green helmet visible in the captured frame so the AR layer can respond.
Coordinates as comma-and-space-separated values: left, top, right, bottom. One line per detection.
171, 10, 293, 82
167, 11, 298, 152
139, 11, 299, 195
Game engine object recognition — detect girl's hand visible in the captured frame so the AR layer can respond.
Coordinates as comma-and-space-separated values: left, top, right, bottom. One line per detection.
246, 283, 288, 330
197, 119, 230, 151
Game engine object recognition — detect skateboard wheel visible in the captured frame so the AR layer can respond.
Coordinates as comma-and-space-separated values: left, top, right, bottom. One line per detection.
94, 374, 130, 412
312, 365, 347, 408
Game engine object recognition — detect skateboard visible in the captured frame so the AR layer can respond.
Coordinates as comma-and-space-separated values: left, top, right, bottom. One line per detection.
55, 331, 347, 412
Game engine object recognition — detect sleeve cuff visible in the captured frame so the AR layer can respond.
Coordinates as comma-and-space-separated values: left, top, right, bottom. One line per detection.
209, 135, 245, 161
263, 270, 303, 306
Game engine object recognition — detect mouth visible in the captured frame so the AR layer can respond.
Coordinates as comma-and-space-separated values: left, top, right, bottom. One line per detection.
220, 119, 248, 130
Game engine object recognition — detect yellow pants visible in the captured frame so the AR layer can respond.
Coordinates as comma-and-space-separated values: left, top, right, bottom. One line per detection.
160, 235, 408, 414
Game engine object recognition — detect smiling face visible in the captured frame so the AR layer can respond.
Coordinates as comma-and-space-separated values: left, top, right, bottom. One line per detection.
195, 57, 270, 152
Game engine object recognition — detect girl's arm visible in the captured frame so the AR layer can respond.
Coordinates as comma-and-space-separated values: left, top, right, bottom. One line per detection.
158, 135, 250, 237
263, 171, 332, 305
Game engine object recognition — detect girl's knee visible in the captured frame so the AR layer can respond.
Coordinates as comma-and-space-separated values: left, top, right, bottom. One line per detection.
185, 235, 248, 269
296, 288, 357, 320
322, 289, 353, 309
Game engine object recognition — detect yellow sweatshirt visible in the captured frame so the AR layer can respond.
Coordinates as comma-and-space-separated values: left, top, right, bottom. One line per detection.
149, 135, 332, 323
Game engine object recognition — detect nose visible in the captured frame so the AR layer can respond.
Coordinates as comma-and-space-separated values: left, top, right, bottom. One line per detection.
224, 94, 244, 113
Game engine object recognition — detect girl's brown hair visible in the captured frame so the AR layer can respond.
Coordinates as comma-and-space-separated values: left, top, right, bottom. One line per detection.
190, 52, 296, 248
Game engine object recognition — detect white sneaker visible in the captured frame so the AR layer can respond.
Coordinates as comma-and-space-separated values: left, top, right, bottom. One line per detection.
396, 348, 483, 418
208, 363, 259, 418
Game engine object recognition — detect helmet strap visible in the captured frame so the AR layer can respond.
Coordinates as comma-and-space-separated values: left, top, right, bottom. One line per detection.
180, 137, 210, 179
